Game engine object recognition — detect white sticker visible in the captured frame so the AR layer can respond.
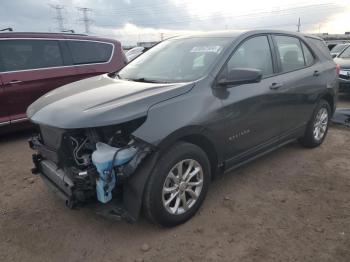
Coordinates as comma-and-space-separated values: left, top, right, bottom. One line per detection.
190, 46, 222, 53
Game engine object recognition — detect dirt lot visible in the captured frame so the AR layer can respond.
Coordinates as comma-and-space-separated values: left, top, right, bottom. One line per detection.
1, 96, 350, 262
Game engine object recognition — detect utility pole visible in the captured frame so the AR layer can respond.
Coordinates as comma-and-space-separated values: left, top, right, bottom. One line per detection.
77, 7, 93, 34
0, 28, 13, 32
297, 17, 301, 32
50, 4, 65, 32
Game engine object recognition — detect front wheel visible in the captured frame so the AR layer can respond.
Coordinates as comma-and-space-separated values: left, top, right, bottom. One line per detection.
299, 99, 331, 148
143, 142, 210, 227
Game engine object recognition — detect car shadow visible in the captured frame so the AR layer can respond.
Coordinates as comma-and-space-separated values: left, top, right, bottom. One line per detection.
0, 129, 36, 144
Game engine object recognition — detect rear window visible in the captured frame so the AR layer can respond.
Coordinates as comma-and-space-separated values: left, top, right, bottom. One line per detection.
67, 41, 113, 65
0, 39, 63, 72
306, 37, 332, 60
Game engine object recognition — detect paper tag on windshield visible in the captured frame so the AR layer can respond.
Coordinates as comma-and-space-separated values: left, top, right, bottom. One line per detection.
190, 46, 222, 53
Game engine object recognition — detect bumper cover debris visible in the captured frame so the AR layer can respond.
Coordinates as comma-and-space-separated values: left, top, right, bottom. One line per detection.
331, 108, 350, 127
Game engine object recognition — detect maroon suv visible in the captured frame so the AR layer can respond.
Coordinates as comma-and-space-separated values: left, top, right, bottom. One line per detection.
0, 32, 126, 133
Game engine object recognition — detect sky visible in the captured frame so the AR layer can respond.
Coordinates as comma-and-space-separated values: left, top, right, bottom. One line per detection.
0, 0, 349, 45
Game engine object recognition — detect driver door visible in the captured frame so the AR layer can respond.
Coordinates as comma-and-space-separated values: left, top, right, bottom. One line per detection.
217, 35, 284, 165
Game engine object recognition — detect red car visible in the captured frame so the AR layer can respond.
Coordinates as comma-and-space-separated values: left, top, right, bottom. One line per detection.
0, 32, 126, 133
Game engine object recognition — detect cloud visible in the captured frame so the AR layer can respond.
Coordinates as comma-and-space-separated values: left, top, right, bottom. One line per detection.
0, 0, 349, 45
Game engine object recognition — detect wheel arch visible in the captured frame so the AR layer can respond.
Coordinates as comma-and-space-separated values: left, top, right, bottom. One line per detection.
156, 126, 224, 178
320, 92, 335, 115
123, 126, 224, 221
180, 134, 220, 179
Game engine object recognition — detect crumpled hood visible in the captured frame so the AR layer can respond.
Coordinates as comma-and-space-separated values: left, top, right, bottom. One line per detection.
27, 74, 194, 129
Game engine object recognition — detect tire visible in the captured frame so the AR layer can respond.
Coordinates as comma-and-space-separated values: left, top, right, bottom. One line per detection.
299, 99, 331, 148
143, 142, 210, 227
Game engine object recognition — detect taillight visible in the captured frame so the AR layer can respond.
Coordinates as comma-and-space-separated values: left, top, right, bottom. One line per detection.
336, 64, 340, 75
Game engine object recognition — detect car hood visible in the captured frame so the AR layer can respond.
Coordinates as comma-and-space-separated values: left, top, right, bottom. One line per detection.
334, 57, 350, 69
27, 74, 194, 129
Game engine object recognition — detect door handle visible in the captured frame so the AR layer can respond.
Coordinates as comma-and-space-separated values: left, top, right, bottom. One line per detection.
269, 82, 283, 90
313, 70, 320, 77
9, 80, 23, 85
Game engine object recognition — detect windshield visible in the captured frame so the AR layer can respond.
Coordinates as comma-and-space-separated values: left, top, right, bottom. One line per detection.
332, 44, 348, 53
117, 37, 232, 83
339, 45, 350, 58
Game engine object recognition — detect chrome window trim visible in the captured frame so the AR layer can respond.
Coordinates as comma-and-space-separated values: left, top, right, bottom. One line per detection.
0, 117, 28, 126
0, 38, 115, 74
0, 121, 10, 127
11, 117, 28, 124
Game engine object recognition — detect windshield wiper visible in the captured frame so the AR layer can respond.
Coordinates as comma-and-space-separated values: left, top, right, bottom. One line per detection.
127, 77, 168, 83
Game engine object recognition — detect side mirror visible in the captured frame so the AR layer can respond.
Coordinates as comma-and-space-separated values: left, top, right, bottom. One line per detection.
218, 68, 262, 87
331, 54, 337, 59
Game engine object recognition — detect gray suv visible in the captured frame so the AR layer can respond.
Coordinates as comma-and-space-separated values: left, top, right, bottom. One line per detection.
28, 30, 338, 227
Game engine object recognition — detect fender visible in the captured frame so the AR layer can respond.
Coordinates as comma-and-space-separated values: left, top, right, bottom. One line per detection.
124, 125, 224, 220
317, 88, 336, 115
123, 151, 160, 221
156, 125, 224, 161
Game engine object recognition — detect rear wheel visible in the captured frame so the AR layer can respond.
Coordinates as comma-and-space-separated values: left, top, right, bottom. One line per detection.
299, 99, 330, 148
143, 142, 210, 227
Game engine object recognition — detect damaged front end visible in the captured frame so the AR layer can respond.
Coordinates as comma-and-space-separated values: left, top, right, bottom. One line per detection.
29, 117, 152, 221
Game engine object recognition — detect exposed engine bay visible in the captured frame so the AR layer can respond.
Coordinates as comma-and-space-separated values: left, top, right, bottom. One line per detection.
29, 117, 151, 218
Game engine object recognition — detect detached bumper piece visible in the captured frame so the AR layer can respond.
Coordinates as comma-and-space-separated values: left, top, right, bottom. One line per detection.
331, 108, 350, 127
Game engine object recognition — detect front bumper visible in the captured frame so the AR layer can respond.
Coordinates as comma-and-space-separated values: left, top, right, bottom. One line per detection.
339, 74, 350, 92
31, 154, 135, 221
29, 135, 155, 222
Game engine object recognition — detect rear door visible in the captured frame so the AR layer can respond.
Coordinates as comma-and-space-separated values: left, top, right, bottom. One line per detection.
65, 40, 116, 80
0, 73, 10, 126
270, 35, 324, 138
0, 39, 79, 122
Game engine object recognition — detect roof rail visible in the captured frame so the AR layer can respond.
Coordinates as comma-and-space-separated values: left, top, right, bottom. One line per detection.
0, 31, 88, 36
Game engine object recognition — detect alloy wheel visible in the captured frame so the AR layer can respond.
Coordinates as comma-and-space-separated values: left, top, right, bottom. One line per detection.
313, 107, 328, 141
162, 159, 204, 215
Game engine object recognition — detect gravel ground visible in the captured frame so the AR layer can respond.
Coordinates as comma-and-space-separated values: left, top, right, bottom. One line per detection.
1, 96, 350, 262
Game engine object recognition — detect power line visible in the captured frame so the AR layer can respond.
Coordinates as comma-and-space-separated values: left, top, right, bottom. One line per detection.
50, 4, 65, 31
94, 2, 336, 18
77, 7, 93, 34
297, 17, 301, 32
96, 3, 340, 29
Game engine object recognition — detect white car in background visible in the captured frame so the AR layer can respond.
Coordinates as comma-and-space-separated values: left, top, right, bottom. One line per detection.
125, 46, 148, 62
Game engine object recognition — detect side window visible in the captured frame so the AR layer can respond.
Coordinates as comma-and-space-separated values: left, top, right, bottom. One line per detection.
67, 41, 113, 65
275, 36, 305, 72
227, 36, 273, 77
0, 40, 63, 72
301, 42, 314, 66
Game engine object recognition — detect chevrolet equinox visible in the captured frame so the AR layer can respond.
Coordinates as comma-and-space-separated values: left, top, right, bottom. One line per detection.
28, 30, 338, 227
